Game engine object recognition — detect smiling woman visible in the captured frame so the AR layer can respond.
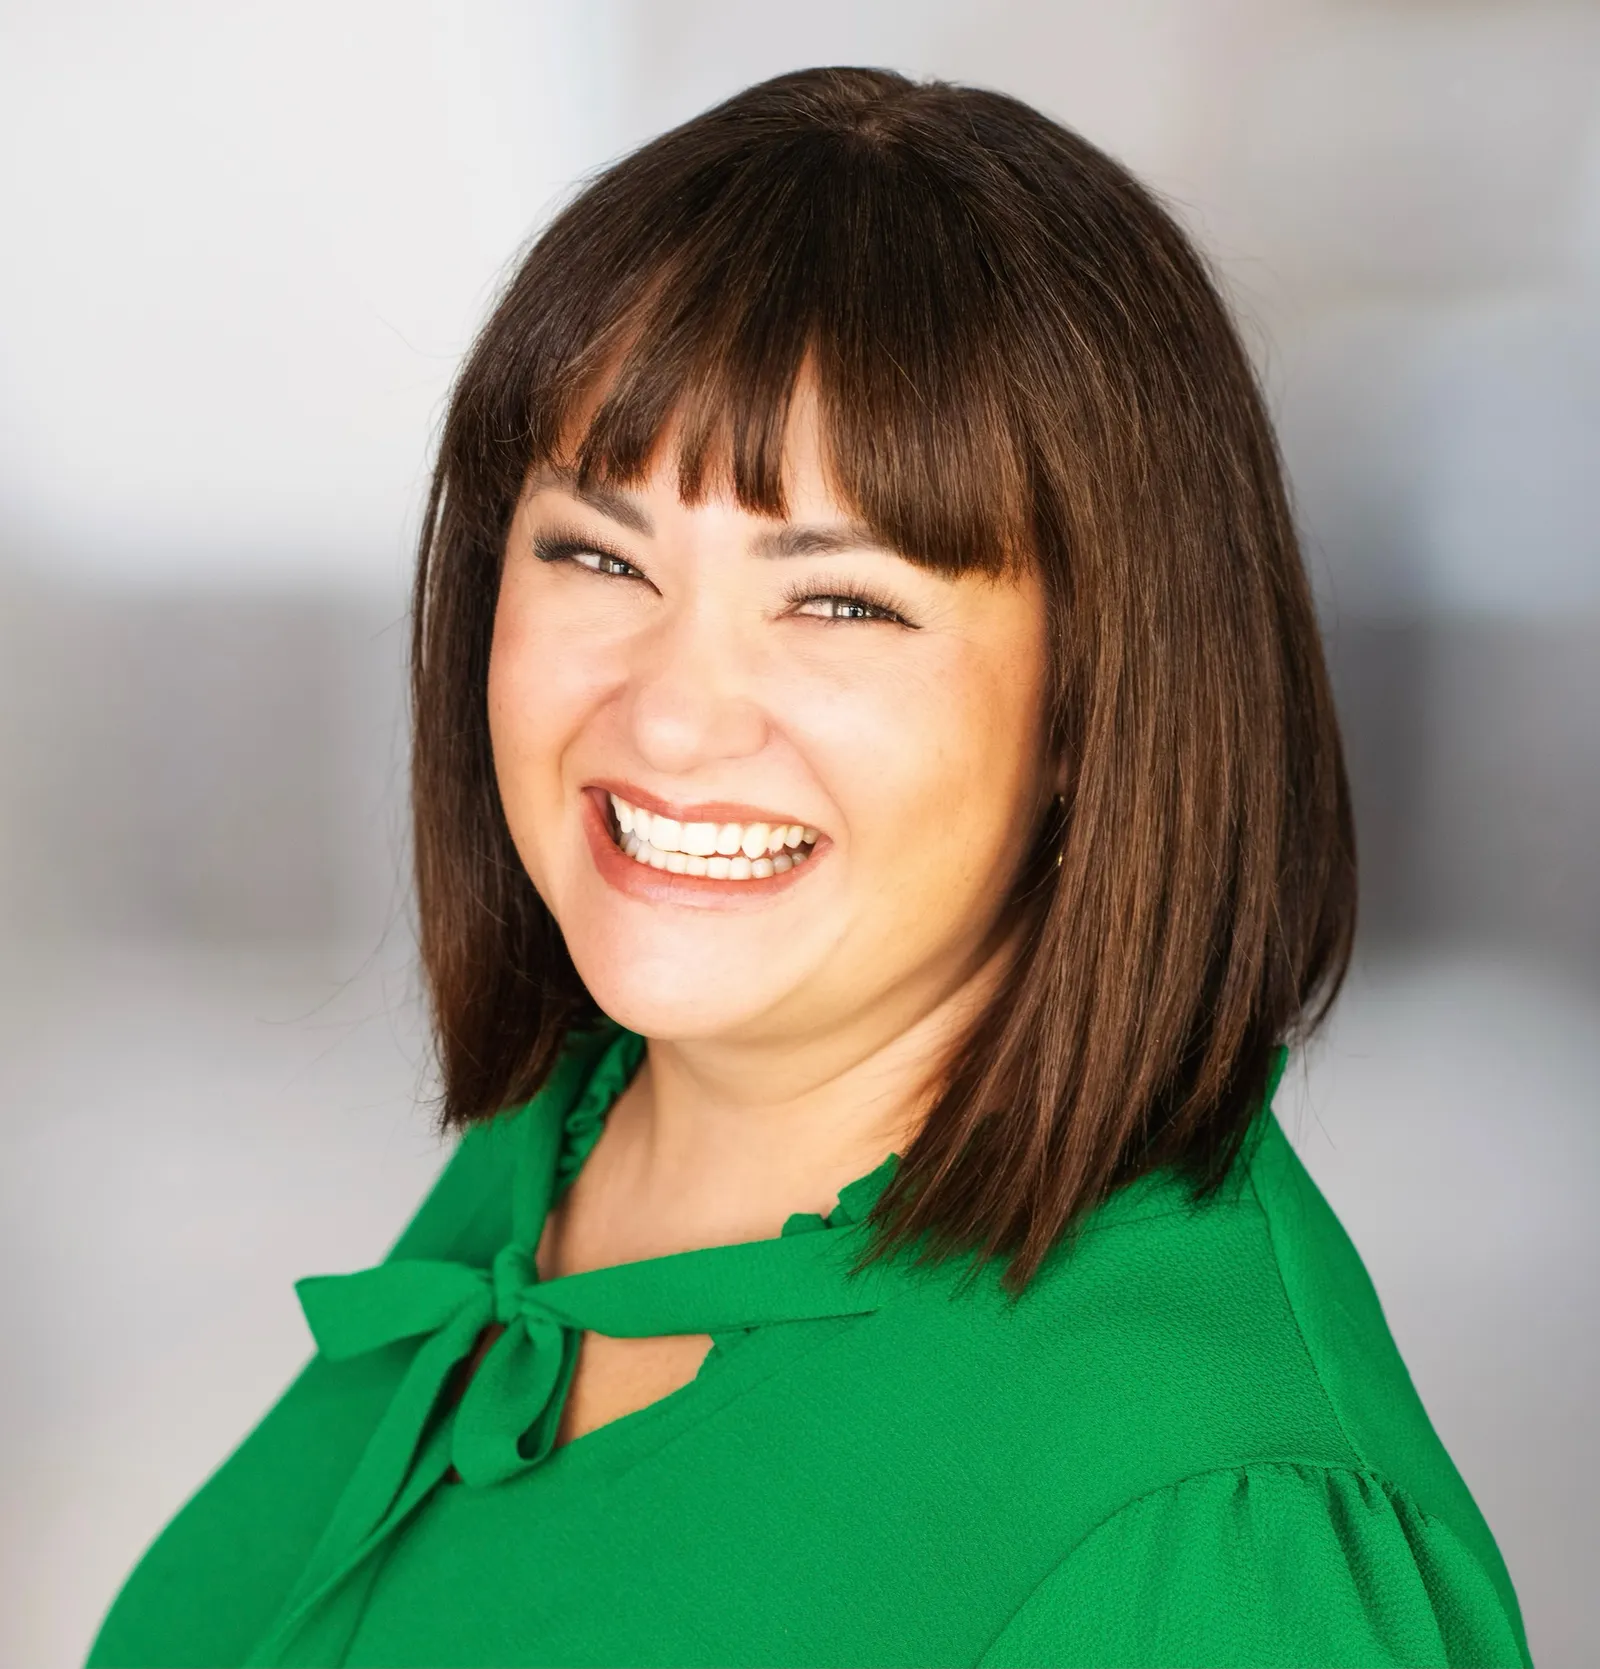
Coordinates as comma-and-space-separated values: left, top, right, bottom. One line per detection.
88, 67, 1529, 1669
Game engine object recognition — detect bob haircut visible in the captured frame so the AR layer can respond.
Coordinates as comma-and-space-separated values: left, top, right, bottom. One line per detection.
411, 66, 1356, 1295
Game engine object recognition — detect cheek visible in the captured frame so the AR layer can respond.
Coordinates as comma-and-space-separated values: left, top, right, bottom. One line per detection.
486, 580, 581, 801
486, 601, 535, 772
806, 641, 1042, 882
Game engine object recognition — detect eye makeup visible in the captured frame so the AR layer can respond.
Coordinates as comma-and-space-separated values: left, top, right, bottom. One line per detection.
529, 524, 916, 627
776, 575, 912, 625
531, 527, 638, 575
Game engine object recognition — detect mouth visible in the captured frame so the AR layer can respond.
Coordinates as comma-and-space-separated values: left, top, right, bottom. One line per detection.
602, 790, 821, 881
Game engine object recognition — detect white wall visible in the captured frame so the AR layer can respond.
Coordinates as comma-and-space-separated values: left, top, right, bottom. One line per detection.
0, 0, 627, 588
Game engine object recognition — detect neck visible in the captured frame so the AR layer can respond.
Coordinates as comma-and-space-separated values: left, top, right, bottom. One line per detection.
549, 924, 1023, 1272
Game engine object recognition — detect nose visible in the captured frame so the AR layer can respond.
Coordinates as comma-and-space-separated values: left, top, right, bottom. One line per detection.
624, 591, 770, 776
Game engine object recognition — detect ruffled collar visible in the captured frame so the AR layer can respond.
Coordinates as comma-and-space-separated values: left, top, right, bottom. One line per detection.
551, 1020, 902, 1233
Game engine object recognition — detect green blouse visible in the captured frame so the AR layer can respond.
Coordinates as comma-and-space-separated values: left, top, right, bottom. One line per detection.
88, 1021, 1531, 1668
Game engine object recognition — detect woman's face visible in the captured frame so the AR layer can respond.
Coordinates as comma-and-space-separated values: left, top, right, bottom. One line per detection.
488, 393, 1057, 1049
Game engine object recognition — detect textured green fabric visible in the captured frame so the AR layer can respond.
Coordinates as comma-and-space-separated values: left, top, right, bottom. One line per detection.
87, 1021, 1532, 1668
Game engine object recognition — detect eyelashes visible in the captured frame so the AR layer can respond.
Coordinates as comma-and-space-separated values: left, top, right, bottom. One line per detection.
530, 528, 913, 626
532, 531, 637, 578
774, 575, 909, 625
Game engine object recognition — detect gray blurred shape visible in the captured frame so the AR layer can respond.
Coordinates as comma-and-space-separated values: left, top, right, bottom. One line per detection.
1328, 617, 1600, 964
4, 581, 1596, 970
0, 579, 411, 946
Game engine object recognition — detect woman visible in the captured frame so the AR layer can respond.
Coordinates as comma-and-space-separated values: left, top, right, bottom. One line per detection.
88, 67, 1530, 1668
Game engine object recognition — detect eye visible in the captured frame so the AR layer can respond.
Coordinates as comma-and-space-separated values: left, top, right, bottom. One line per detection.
532, 533, 643, 579
781, 579, 912, 626
531, 530, 914, 627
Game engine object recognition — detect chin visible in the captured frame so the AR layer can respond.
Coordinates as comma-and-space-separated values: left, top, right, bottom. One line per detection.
577, 980, 780, 1043
549, 900, 817, 1037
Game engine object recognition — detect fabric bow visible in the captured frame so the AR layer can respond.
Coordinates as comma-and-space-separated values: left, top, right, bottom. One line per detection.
296, 1242, 607, 1488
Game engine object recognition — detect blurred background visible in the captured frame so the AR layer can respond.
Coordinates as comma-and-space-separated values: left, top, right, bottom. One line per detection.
1, 2, 1595, 1663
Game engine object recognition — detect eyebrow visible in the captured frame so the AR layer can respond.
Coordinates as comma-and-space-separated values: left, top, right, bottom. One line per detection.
530, 466, 886, 560
532, 468, 655, 537
748, 522, 883, 559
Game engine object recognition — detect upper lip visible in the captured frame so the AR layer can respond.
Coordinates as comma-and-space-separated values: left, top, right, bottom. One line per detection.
590, 779, 821, 833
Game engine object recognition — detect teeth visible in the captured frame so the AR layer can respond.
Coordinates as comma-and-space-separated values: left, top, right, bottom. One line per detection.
605, 791, 821, 882
683, 821, 719, 857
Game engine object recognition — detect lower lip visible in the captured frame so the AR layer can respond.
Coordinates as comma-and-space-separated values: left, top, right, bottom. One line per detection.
581, 788, 827, 908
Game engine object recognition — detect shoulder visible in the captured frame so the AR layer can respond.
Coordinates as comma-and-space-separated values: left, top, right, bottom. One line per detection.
960, 1115, 1365, 1494
976, 1459, 1532, 1668
985, 1113, 1487, 1494
388, 1020, 637, 1266
84, 1109, 524, 1669
934, 1112, 1530, 1666
84, 1056, 574, 1669
383, 1104, 524, 1264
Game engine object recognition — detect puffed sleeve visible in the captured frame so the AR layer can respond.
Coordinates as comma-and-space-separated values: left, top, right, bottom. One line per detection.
977, 1462, 1530, 1669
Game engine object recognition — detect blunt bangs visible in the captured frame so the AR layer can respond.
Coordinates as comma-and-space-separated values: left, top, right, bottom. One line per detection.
509, 119, 1038, 585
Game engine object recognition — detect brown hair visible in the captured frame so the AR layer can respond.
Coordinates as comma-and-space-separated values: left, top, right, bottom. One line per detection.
411, 66, 1356, 1294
